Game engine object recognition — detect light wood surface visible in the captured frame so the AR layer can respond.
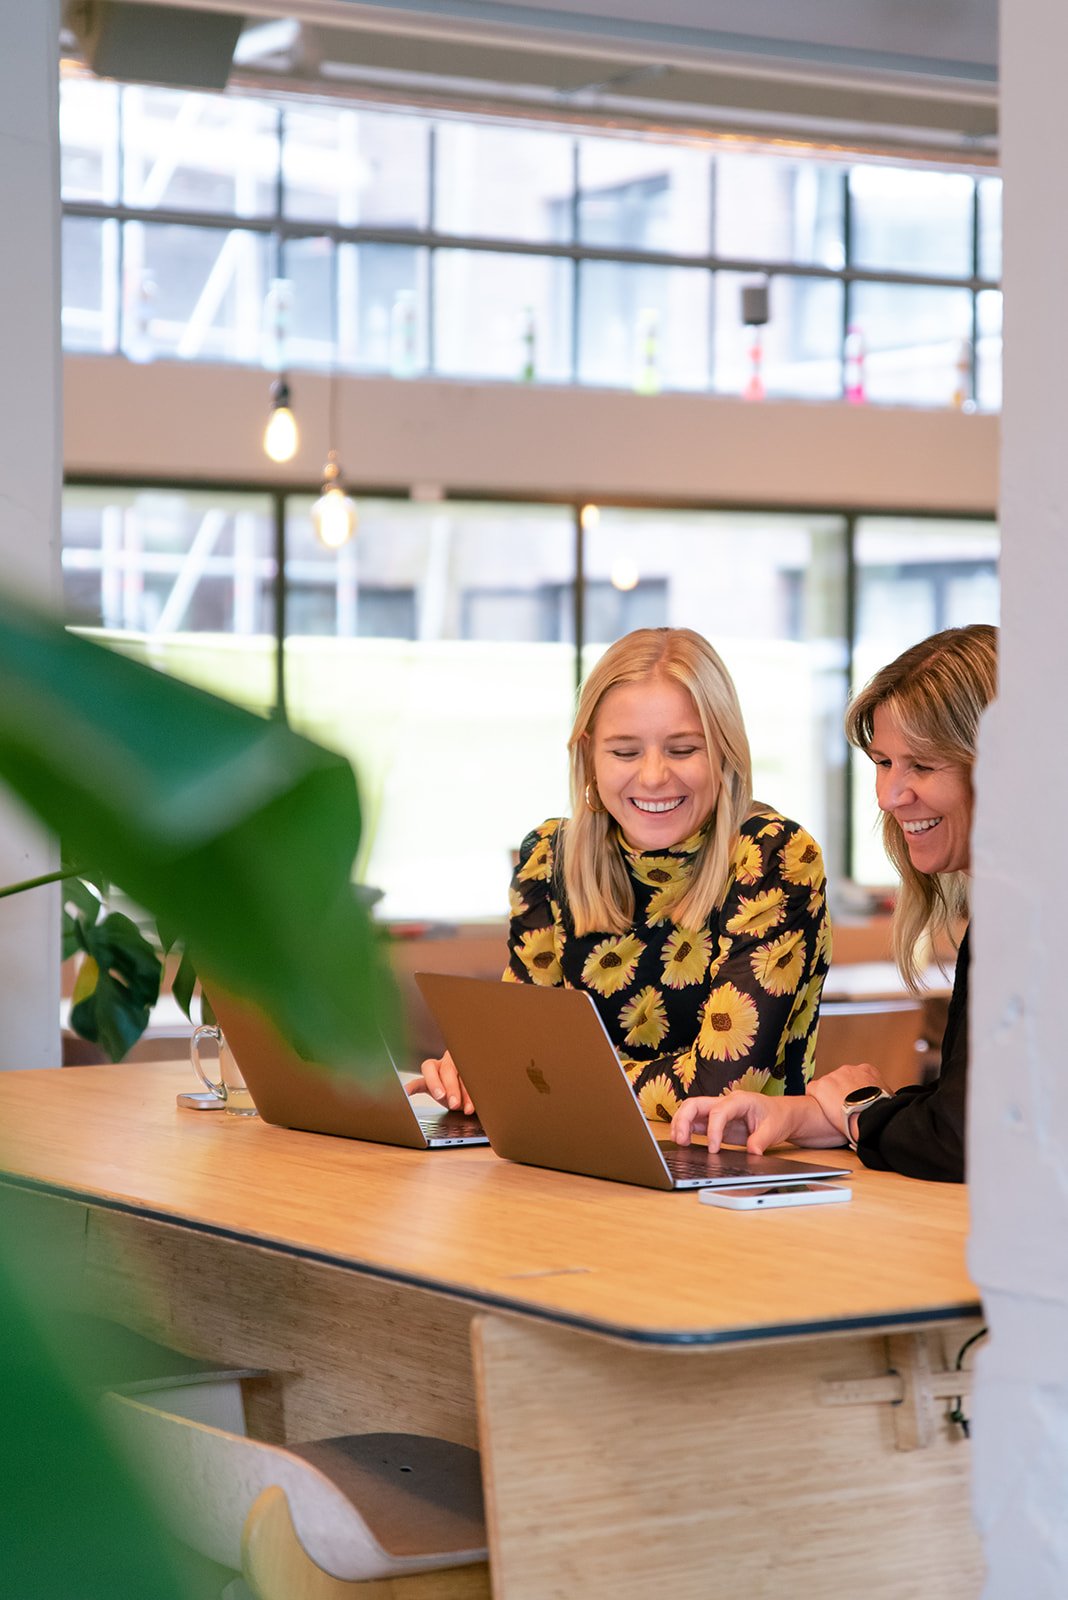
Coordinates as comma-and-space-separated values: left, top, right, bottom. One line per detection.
0, 1059, 984, 1597
472, 1315, 984, 1600
0, 1061, 978, 1344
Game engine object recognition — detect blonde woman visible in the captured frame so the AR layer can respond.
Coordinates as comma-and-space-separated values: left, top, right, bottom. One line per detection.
414, 627, 831, 1122
673, 623, 996, 1182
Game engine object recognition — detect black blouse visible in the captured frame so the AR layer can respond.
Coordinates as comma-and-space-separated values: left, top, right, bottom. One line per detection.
855, 927, 969, 1182
504, 807, 831, 1121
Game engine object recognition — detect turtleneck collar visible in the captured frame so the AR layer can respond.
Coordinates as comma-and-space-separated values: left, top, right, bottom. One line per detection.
614, 823, 707, 862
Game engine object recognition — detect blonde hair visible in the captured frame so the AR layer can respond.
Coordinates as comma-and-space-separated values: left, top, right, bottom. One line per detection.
846, 623, 997, 989
561, 628, 753, 935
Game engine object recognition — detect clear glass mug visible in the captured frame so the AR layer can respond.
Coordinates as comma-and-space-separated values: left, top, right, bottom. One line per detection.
190, 1024, 258, 1118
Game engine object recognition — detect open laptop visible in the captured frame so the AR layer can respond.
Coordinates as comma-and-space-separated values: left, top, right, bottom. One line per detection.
208, 992, 488, 1149
415, 973, 851, 1190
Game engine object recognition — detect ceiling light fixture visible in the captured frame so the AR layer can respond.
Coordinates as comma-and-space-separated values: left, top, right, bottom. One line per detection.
263, 375, 299, 463
310, 371, 356, 549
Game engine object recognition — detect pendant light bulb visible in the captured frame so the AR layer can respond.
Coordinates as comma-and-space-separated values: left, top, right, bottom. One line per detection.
264, 376, 299, 463
311, 452, 357, 549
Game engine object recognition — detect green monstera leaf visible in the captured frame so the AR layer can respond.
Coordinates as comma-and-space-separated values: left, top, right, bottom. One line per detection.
0, 592, 404, 1599
0, 592, 398, 1070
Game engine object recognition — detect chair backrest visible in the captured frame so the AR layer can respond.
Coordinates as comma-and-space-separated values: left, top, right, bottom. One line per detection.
812, 998, 927, 1090
102, 1394, 440, 1582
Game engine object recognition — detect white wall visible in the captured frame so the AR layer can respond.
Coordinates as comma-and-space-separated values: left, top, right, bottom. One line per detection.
0, 2, 61, 1067
969, 0, 1068, 1591
65, 356, 999, 513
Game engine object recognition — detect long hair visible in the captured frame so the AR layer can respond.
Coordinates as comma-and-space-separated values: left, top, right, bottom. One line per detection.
561, 628, 753, 935
846, 623, 997, 989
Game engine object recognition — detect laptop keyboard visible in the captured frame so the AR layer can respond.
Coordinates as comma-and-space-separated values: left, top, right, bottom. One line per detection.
661, 1143, 762, 1181
417, 1110, 485, 1139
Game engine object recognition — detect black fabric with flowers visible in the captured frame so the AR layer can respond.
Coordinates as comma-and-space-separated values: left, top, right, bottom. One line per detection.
504, 807, 831, 1122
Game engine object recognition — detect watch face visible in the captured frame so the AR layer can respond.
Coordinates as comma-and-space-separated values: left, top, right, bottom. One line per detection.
844, 1085, 884, 1107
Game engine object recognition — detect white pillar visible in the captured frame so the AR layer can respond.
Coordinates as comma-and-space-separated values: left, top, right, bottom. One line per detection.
970, 0, 1068, 1591
0, 1, 62, 1067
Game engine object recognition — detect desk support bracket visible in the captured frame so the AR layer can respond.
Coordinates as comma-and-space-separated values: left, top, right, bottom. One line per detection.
820, 1330, 974, 1451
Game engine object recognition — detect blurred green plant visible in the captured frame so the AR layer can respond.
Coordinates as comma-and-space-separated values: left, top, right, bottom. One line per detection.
0, 591, 401, 1597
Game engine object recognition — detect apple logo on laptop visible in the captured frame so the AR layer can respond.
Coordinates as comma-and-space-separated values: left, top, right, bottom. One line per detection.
526, 1061, 551, 1094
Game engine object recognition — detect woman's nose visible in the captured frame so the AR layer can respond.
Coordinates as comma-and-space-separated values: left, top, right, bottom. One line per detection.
640, 748, 668, 786
879, 770, 915, 811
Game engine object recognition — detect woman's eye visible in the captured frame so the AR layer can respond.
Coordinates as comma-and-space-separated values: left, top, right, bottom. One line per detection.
667, 747, 698, 758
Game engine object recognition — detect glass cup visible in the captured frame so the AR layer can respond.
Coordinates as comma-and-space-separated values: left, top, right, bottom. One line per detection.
190, 1024, 258, 1118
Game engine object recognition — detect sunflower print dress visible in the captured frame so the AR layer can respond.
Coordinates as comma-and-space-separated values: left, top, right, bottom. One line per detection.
504, 807, 831, 1123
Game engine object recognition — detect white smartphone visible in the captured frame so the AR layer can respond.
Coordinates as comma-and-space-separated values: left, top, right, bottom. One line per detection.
176, 1090, 225, 1111
699, 1181, 852, 1210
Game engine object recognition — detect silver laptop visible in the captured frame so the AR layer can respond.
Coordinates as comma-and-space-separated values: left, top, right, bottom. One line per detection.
415, 974, 851, 1190
208, 992, 488, 1149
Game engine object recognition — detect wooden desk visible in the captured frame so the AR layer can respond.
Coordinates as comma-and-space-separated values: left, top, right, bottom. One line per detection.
0, 1063, 984, 1597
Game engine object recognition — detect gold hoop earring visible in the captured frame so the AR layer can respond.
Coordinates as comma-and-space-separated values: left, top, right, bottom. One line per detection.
585, 781, 605, 814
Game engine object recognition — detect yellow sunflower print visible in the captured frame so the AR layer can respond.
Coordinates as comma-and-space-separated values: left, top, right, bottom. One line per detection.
800, 1029, 818, 1084
637, 1072, 681, 1123
781, 831, 824, 888
620, 985, 669, 1050
731, 837, 764, 886
674, 1044, 698, 1092
508, 883, 528, 919
698, 983, 759, 1062
515, 926, 562, 985
645, 882, 685, 925
517, 834, 553, 883
786, 982, 820, 1041
751, 929, 807, 996
661, 927, 713, 989
581, 932, 644, 996
725, 888, 787, 939
756, 817, 784, 841
629, 854, 686, 890
729, 1066, 772, 1094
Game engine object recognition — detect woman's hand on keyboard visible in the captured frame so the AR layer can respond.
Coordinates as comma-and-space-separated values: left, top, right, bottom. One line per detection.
671, 1091, 842, 1154
405, 1049, 475, 1116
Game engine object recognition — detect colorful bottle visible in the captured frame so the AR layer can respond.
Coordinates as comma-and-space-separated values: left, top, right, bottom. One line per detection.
844, 324, 866, 404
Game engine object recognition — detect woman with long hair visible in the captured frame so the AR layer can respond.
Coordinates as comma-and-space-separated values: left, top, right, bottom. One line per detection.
414, 626, 831, 1122
672, 622, 996, 1182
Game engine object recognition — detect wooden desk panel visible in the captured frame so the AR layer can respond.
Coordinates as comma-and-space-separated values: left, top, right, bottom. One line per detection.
0, 1061, 978, 1345
0, 1061, 985, 1597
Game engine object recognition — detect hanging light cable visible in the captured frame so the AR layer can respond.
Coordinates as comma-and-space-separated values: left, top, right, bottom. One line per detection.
262, 279, 299, 463
310, 366, 356, 549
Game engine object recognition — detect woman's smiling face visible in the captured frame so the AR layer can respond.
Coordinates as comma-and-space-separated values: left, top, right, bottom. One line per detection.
869, 702, 973, 876
590, 675, 720, 850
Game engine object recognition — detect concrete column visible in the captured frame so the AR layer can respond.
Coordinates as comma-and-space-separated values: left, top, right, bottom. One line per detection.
0, 2, 61, 1067
970, 0, 1068, 1591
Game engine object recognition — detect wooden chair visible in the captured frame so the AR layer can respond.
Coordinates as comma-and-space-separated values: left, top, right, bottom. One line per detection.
813, 997, 929, 1091
101, 1389, 489, 1600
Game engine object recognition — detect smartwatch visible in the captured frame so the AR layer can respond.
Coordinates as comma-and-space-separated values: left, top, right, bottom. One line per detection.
842, 1085, 891, 1150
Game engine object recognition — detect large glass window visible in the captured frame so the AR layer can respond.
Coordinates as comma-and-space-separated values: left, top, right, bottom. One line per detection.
851, 516, 999, 884
577, 137, 711, 256
436, 123, 573, 242
60, 74, 1002, 408
434, 251, 571, 383
581, 509, 850, 881
712, 272, 843, 399
282, 500, 576, 918
848, 282, 974, 407
849, 166, 975, 278
63, 484, 1000, 914
713, 153, 844, 268
577, 262, 710, 391
281, 105, 430, 228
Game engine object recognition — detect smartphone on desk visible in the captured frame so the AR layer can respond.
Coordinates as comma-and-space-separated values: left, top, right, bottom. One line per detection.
176, 1090, 225, 1111
700, 1181, 851, 1210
